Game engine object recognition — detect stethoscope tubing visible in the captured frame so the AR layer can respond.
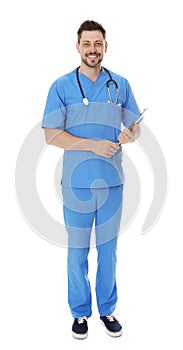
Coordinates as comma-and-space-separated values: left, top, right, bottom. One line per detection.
76, 66, 119, 105
76, 67, 85, 99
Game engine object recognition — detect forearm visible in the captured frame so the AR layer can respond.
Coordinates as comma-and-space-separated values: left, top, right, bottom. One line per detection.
45, 128, 94, 151
44, 127, 119, 158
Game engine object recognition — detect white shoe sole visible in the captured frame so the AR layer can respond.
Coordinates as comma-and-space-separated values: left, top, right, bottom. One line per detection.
72, 331, 88, 340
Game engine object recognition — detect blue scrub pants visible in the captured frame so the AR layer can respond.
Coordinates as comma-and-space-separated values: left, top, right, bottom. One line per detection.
62, 185, 123, 318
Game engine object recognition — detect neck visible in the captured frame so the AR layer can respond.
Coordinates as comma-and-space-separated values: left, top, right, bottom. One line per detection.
79, 64, 102, 82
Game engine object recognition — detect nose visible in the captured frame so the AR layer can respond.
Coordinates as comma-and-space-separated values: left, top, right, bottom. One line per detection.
90, 43, 96, 52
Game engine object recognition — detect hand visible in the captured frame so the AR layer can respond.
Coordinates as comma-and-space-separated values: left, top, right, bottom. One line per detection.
118, 128, 134, 144
91, 140, 119, 158
118, 124, 141, 144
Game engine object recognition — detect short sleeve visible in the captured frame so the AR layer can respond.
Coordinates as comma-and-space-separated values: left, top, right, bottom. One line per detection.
121, 80, 141, 127
41, 82, 66, 130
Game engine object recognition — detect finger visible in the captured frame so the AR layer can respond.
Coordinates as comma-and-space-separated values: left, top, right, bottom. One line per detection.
106, 148, 117, 157
123, 130, 132, 138
104, 152, 113, 158
110, 142, 120, 150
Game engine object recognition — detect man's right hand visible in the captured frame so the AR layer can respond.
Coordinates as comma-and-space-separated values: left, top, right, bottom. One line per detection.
90, 140, 119, 158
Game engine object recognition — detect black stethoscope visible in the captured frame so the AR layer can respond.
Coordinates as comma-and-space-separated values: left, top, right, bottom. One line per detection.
76, 66, 119, 106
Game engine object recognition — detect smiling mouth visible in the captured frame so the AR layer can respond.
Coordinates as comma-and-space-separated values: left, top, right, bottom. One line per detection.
87, 54, 99, 59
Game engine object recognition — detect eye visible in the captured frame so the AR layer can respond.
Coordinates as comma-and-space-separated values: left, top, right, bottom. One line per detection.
83, 42, 90, 47
95, 42, 102, 47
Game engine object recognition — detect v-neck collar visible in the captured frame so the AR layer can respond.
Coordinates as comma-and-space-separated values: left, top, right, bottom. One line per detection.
77, 67, 105, 84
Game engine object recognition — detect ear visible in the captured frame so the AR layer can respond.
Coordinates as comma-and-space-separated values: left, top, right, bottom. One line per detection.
76, 42, 80, 53
105, 41, 108, 53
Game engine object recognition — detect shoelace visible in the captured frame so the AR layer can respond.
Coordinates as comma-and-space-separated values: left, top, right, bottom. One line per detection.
77, 316, 88, 324
106, 314, 118, 322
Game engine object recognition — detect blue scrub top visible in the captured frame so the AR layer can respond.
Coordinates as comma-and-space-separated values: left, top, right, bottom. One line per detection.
42, 68, 141, 188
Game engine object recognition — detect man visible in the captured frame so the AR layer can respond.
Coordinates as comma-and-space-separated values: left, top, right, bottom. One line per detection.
42, 20, 141, 339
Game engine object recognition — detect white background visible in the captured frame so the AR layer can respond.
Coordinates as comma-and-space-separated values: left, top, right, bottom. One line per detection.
1, 0, 183, 349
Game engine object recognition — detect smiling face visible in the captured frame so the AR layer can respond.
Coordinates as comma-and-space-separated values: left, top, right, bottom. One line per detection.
76, 30, 108, 69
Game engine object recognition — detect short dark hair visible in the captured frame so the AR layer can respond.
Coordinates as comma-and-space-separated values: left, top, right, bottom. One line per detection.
77, 20, 106, 43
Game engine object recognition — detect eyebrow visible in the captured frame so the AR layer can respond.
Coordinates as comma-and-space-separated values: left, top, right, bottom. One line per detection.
82, 40, 103, 43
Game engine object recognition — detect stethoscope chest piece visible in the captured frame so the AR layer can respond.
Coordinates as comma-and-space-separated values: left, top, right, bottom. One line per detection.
83, 97, 89, 106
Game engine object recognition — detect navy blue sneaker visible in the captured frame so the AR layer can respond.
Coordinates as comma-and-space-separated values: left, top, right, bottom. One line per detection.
72, 316, 88, 339
100, 314, 122, 337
